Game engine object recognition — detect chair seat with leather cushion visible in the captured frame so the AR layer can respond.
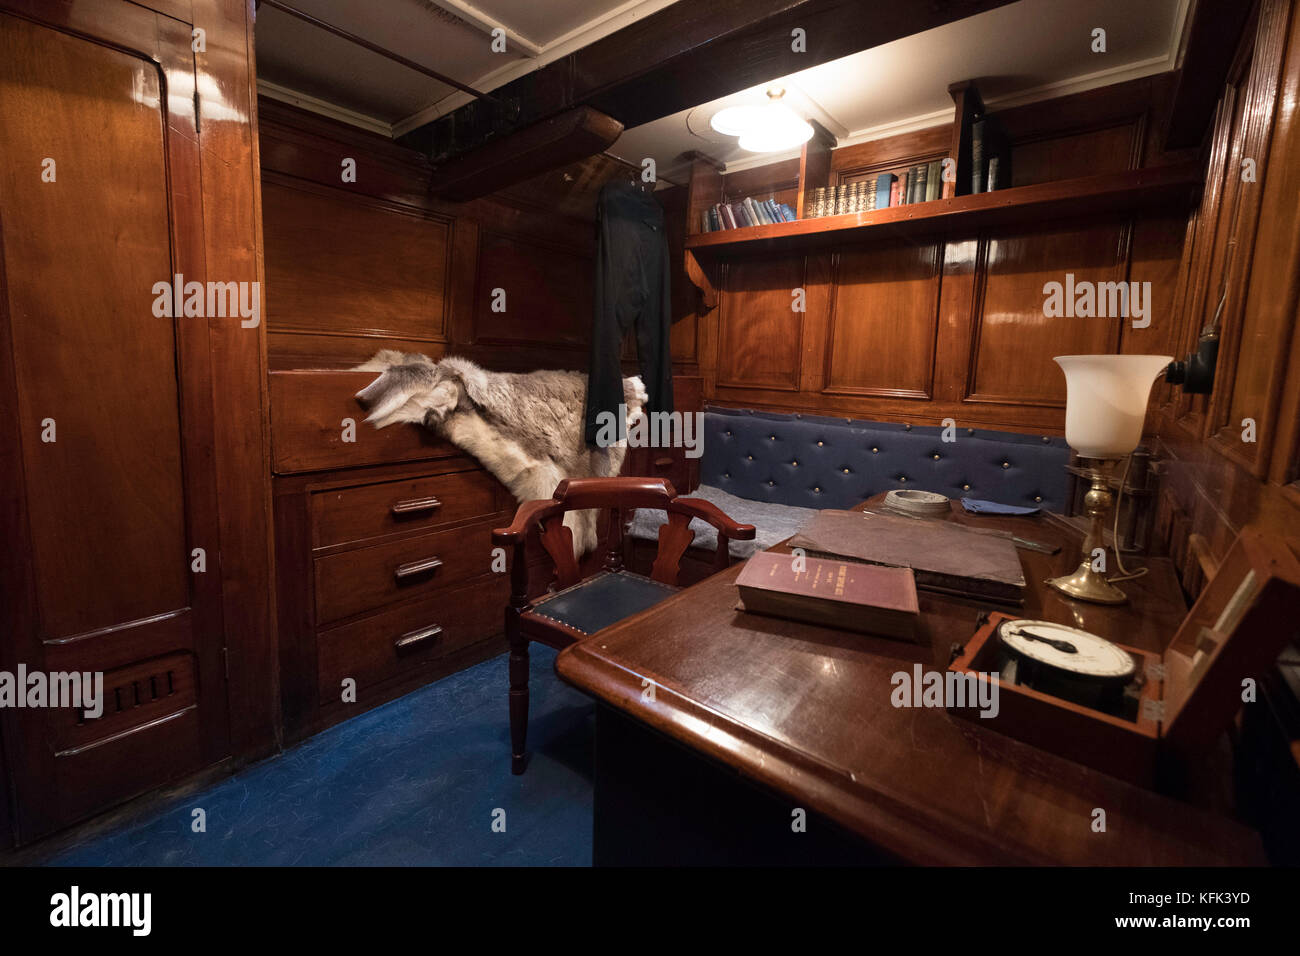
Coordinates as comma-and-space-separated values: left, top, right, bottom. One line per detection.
494, 477, 755, 773
526, 570, 679, 637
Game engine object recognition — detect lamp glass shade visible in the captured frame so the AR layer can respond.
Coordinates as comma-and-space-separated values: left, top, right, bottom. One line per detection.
1054, 354, 1171, 458
737, 104, 813, 152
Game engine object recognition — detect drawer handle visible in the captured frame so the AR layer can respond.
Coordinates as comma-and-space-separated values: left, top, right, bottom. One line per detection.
392, 496, 442, 516
394, 556, 443, 580
395, 624, 443, 651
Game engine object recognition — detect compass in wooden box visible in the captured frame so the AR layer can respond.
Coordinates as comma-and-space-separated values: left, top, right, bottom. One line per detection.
946, 526, 1300, 787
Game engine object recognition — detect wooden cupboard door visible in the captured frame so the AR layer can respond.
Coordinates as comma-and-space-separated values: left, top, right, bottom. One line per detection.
0, 6, 229, 839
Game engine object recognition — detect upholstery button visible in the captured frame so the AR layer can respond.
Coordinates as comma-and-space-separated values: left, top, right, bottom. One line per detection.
1002, 461, 1010, 469
817, 440, 824, 446
724, 472, 730, 478
1034, 495, 1042, 502
1041, 436, 1050, 444
899, 476, 907, 483
871, 447, 879, 454
967, 428, 975, 436
726, 430, 732, 436
770, 435, 776, 440
842, 467, 850, 474
814, 486, 821, 492
768, 480, 775, 486
791, 460, 798, 467
748, 455, 753, 460
932, 454, 940, 460
962, 484, 971, 491
904, 424, 912, 431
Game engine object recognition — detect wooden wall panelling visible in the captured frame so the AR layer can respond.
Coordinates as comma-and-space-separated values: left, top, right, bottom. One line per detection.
258, 98, 633, 373
659, 183, 701, 367
1208, 0, 1299, 476
692, 73, 1197, 434
822, 239, 942, 399
196, 0, 278, 761
966, 217, 1130, 407
1149, 0, 1300, 582
468, 228, 592, 357
0, 0, 274, 840
1123, 213, 1192, 362
262, 177, 452, 352
716, 252, 808, 391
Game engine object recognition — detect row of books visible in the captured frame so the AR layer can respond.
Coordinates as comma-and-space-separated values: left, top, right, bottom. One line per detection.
970, 115, 1011, 193
806, 159, 954, 218
700, 195, 797, 232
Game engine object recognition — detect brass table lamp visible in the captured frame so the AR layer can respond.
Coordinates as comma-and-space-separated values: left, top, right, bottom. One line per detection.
1047, 355, 1171, 605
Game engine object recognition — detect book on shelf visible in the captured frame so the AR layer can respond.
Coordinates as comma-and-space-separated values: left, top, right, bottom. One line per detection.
925, 159, 942, 201
699, 194, 799, 231
971, 117, 986, 194
986, 156, 1001, 191
912, 163, 929, 203
875, 172, 896, 209
735, 550, 920, 642
787, 509, 1026, 605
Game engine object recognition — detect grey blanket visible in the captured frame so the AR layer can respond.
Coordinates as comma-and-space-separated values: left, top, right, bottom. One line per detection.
627, 484, 816, 558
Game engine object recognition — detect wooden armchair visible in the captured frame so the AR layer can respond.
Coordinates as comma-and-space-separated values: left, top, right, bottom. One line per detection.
492, 477, 756, 774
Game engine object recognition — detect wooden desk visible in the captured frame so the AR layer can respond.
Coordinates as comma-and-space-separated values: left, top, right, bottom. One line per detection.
555, 499, 1267, 865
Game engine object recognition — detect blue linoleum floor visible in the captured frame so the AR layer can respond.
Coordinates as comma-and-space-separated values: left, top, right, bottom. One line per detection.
37, 647, 595, 866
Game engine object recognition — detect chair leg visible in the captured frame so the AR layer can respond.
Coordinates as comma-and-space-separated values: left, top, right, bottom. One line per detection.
507, 611, 529, 775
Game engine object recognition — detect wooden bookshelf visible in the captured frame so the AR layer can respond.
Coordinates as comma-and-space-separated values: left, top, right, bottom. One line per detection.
684, 163, 1201, 258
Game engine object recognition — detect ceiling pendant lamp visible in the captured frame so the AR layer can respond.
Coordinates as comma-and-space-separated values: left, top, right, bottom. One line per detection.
710, 87, 813, 153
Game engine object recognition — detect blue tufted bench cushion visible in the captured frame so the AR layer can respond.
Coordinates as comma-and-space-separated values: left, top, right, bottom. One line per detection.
699, 407, 1070, 513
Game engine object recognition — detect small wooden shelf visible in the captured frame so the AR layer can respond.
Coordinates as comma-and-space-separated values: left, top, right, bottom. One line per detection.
684, 163, 1201, 257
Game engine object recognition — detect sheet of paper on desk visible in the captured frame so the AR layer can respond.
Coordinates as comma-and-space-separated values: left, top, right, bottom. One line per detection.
788, 509, 1026, 604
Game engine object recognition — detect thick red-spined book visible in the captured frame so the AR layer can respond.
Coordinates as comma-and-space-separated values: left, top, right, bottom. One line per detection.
735, 551, 920, 642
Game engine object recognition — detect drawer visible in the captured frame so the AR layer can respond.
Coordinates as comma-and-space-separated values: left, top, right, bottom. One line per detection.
315, 521, 497, 625
316, 576, 507, 703
312, 468, 507, 548
270, 370, 464, 474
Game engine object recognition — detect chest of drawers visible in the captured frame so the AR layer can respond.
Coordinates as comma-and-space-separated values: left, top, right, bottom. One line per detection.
271, 371, 516, 741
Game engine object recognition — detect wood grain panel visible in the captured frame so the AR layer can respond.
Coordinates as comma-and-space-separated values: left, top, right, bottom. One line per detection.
262, 178, 450, 343
823, 241, 941, 398
0, 16, 189, 641
1011, 122, 1141, 186
717, 254, 806, 391
470, 230, 592, 351
968, 219, 1129, 406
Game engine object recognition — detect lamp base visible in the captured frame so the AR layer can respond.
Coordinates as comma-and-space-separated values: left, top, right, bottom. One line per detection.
1046, 561, 1128, 605
1046, 461, 1129, 606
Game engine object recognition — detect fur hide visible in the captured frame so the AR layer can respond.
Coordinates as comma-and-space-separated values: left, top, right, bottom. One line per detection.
354, 351, 647, 556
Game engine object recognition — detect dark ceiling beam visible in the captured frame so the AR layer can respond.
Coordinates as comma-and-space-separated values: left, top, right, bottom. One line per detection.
1163, 0, 1257, 149
402, 0, 1019, 159
429, 107, 623, 200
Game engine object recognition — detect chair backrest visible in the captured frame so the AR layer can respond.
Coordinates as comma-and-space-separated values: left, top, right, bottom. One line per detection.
492, 477, 756, 599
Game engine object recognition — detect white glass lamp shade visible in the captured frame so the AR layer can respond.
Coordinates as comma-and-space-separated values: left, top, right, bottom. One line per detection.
737, 104, 813, 152
709, 89, 813, 153
1054, 354, 1172, 459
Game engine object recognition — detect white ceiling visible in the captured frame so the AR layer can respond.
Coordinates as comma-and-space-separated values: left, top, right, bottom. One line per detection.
255, 0, 679, 136
256, 0, 1190, 182
618, 0, 1190, 181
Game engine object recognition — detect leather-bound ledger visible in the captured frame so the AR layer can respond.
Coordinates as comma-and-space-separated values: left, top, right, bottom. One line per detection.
788, 509, 1026, 604
735, 551, 920, 641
